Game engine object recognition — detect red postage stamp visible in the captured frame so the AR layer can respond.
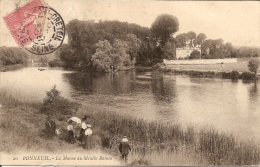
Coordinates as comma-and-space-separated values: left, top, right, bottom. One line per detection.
3, 0, 45, 47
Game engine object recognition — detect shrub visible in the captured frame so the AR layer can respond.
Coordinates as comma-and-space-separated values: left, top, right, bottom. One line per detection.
231, 70, 240, 80
240, 72, 256, 81
152, 63, 164, 70
248, 58, 259, 76
39, 85, 79, 116
222, 72, 232, 79
48, 59, 63, 67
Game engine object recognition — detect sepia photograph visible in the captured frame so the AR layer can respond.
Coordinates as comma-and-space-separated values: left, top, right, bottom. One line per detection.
0, 0, 260, 166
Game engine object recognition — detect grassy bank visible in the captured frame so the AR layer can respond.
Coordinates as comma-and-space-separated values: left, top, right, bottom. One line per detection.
165, 58, 259, 73
160, 58, 260, 80
78, 103, 260, 165
1, 89, 260, 165
0, 64, 25, 72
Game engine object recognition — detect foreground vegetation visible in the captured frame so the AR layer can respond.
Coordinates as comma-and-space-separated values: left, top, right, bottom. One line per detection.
1, 86, 260, 166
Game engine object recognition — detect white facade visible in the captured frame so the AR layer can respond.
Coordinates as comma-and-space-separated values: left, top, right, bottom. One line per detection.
176, 45, 201, 59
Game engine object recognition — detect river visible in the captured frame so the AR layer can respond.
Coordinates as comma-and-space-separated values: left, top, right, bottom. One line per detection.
1, 67, 260, 142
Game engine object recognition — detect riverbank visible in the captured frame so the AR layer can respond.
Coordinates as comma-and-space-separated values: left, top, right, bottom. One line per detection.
0, 64, 26, 72
0, 94, 121, 165
156, 61, 259, 81
1, 88, 260, 165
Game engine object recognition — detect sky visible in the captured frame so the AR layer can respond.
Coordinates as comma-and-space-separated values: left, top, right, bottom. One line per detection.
0, 0, 259, 47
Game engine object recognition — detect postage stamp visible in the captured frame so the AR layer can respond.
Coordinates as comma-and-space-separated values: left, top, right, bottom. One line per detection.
3, 0, 65, 55
3, 0, 45, 47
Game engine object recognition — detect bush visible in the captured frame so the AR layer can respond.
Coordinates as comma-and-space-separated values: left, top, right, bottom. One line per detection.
48, 59, 63, 67
40, 85, 79, 116
222, 72, 232, 79
240, 72, 256, 81
231, 71, 240, 80
248, 58, 259, 76
152, 63, 164, 70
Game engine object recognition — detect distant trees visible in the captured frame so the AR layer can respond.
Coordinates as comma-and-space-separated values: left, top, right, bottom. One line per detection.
55, 15, 260, 71
175, 33, 187, 48
91, 34, 140, 72
0, 47, 28, 66
151, 14, 179, 47
196, 33, 207, 45
57, 19, 150, 70
186, 31, 196, 48
248, 58, 259, 77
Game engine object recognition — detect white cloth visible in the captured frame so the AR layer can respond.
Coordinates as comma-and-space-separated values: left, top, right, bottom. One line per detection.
68, 117, 81, 124
81, 122, 87, 129
67, 125, 73, 131
85, 128, 93, 136
122, 138, 128, 142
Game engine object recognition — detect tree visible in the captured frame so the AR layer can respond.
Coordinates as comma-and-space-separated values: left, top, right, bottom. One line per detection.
125, 34, 141, 66
189, 50, 201, 59
59, 44, 77, 69
248, 58, 260, 77
223, 42, 233, 58
196, 33, 207, 45
40, 56, 48, 66
175, 33, 187, 48
186, 31, 196, 47
151, 14, 179, 47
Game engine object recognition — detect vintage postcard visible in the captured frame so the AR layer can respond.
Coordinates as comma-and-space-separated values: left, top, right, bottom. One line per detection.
0, 0, 260, 166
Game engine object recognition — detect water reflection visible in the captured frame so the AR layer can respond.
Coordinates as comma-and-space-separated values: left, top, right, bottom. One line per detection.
249, 82, 259, 102
1, 67, 260, 141
152, 74, 177, 104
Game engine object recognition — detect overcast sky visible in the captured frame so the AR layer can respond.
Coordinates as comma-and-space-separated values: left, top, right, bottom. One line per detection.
0, 0, 259, 47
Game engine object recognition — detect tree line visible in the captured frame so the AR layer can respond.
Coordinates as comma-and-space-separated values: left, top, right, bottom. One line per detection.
56, 14, 259, 72
0, 47, 28, 66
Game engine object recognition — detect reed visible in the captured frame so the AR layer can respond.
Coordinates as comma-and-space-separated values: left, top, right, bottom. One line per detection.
79, 105, 260, 165
1, 89, 260, 165
0, 88, 40, 108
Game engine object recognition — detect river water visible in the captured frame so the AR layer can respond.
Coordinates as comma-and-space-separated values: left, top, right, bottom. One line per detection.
1, 67, 260, 142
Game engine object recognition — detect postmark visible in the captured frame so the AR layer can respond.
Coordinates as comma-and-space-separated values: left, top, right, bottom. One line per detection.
3, 0, 65, 55
25, 6, 65, 55
3, 0, 45, 47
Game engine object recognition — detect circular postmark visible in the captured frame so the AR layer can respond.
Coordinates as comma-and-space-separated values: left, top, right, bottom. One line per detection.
25, 6, 65, 55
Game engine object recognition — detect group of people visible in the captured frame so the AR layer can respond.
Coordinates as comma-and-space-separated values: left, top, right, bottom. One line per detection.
67, 115, 93, 149
45, 115, 131, 163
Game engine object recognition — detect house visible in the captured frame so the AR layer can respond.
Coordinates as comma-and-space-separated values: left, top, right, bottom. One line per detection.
176, 40, 201, 59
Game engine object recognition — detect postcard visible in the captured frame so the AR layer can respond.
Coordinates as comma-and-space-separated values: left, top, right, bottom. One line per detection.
0, 0, 260, 166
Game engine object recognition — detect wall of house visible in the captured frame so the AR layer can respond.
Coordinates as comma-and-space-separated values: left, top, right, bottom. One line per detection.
176, 47, 201, 59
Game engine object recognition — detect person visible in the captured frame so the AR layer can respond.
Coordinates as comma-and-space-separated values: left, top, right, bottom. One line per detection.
78, 115, 88, 144
45, 115, 55, 138
83, 124, 93, 149
119, 136, 131, 164
50, 116, 56, 136
67, 120, 75, 143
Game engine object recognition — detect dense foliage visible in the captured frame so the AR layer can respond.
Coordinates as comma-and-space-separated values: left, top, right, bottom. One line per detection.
151, 14, 179, 47
248, 58, 259, 76
0, 47, 28, 66
55, 15, 259, 72
40, 85, 79, 116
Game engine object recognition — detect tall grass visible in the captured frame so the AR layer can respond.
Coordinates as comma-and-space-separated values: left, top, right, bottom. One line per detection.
1, 88, 260, 165
0, 88, 40, 108
78, 104, 260, 165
